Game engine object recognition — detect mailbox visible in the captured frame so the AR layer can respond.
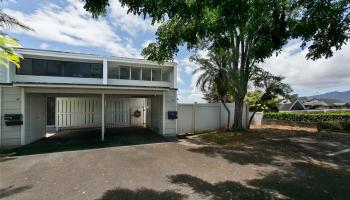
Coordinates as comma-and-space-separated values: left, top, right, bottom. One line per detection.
4, 114, 23, 126
168, 111, 178, 120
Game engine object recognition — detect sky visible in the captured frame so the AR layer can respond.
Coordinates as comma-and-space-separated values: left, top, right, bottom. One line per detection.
2, 0, 350, 102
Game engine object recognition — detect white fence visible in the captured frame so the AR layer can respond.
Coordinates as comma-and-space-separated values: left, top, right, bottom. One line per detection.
56, 97, 102, 129
177, 103, 249, 134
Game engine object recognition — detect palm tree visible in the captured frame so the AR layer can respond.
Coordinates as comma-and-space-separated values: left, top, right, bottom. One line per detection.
247, 69, 292, 129
192, 48, 232, 130
0, 9, 33, 68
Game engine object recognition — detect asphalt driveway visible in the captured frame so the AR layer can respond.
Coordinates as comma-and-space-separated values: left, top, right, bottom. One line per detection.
1, 127, 350, 200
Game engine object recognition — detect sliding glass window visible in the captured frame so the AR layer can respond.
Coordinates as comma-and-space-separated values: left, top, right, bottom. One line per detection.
17, 58, 103, 78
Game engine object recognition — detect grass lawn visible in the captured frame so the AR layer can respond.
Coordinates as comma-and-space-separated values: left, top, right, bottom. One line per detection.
189, 126, 350, 200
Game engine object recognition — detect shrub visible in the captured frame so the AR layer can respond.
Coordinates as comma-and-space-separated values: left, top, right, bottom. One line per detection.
263, 112, 350, 123
317, 121, 350, 132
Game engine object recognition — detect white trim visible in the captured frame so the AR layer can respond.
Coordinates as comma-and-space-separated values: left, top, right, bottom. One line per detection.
15, 48, 175, 67
13, 83, 170, 91
6, 60, 10, 83
20, 87, 25, 145
0, 86, 2, 147
101, 93, 105, 141
173, 63, 177, 88
162, 91, 165, 135
103, 58, 108, 84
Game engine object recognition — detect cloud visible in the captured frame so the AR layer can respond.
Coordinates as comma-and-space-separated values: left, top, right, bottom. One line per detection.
141, 39, 154, 48
263, 40, 350, 92
177, 56, 206, 103
108, 1, 157, 37
3, 0, 142, 57
39, 43, 49, 50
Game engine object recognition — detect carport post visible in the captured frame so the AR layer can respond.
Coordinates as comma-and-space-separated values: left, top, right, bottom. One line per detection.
101, 93, 105, 141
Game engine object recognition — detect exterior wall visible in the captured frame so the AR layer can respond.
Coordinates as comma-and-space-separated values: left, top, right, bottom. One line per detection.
0, 65, 8, 83
14, 49, 177, 89
150, 95, 163, 134
15, 75, 103, 85
0, 86, 22, 147
163, 90, 177, 136
25, 93, 46, 144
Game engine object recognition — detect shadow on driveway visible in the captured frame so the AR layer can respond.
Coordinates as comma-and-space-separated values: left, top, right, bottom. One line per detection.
1, 127, 174, 157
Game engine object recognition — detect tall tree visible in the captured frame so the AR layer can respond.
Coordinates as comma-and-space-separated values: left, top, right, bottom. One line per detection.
0, 10, 32, 68
247, 69, 292, 129
83, 0, 350, 129
192, 48, 232, 130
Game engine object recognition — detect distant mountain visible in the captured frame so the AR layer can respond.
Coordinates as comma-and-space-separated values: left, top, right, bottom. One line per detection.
307, 91, 350, 102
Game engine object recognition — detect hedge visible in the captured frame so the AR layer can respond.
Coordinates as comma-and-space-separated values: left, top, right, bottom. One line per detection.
263, 112, 350, 123
317, 121, 350, 132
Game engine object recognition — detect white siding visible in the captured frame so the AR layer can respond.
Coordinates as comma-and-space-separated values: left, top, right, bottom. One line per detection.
0, 87, 22, 146
0, 65, 7, 83
163, 90, 177, 136
151, 95, 163, 134
25, 93, 46, 144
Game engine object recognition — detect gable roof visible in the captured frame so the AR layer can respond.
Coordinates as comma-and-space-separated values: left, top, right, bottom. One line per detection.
278, 99, 305, 111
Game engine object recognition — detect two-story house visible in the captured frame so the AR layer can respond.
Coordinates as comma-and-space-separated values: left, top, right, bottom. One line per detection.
0, 48, 178, 147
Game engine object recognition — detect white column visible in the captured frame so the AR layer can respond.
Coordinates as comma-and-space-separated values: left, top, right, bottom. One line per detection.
101, 93, 105, 141
0, 87, 2, 147
20, 88, 25, 145
173, 63, 177, 88
103, 58, 108, 85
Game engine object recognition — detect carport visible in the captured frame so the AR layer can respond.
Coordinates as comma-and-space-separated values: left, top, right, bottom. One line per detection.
20, 84, 167, 145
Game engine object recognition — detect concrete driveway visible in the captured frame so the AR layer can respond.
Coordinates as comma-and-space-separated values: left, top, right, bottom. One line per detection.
0, 129, 274, 200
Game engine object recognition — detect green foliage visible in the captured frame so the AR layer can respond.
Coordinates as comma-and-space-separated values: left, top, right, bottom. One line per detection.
0, 33, 22, 68
0, 11, 33, 68
317, 121, 350, 132
264, 112, 350, 123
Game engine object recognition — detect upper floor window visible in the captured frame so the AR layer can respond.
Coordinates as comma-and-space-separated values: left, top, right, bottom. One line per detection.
108, 65, 170, 82
16, 58, 103, 78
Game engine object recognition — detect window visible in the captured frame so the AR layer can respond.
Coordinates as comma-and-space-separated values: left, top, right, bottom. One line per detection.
17, 58, 33, 75
91, 63, 103, 78
46, 60, 62, 76
108, 66, 119, 79
64, 61, 79, 77
131, 67, 141, 80
152, 68, 161, 81
162, 69, 170, 81
119, 66, 130, 79
16, 58, 103, 78
32, 59, 47, 75
142, 68, 151, 81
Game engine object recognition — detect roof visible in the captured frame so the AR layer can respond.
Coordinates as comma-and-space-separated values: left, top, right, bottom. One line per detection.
278, 99, 305, 111
303, 98, 329, 106
15, 48, 176, 67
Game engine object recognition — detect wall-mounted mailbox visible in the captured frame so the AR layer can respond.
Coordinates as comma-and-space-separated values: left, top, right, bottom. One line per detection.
168, 111, 178, 120
4, 114, 23, 126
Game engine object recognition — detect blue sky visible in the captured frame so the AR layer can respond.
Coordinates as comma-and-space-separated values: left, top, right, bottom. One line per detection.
3, 0, 350, 101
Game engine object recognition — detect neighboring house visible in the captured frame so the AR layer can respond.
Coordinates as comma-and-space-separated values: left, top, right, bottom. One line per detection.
277, 99, 306, 111
303, 98, 329, 110
303, 98, 349, 110
0, 48, 178, 147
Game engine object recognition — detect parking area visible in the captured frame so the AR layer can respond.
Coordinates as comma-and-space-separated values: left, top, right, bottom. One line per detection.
1, 127, 350, 200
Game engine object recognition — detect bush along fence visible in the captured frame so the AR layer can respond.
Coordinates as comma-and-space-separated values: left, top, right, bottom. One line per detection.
263, 112, 350, 123
263, 112, 350, 132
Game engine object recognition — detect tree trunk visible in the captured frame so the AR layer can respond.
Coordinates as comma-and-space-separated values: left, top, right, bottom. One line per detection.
247, 110, 257, 130
221, 99, 231, 130
232, 97, 244, 130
